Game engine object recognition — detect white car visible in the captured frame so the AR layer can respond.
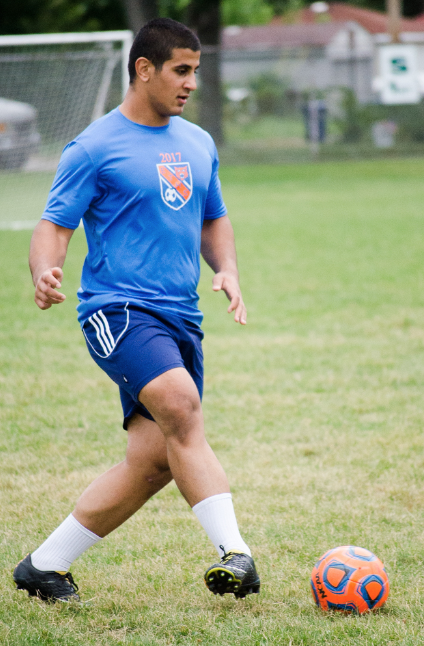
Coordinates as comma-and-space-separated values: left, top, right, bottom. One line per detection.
0, 97, 41, 169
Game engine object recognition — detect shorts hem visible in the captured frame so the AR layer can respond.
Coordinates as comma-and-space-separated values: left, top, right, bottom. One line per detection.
123, 408, 154, 429
123, 360, 185, 429
131, 360, 185, 400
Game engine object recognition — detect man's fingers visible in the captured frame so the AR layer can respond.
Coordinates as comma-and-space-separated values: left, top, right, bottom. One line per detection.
35, 276, 66, 310
51, 266, 64, 282
34, 296, 52, 310
228, 297, 247, 325
40, 268, 63, 289
45, 276, 62, 289
212, 274, 224, 292
227, 294, 239, 313
213, 272, 246, 324
235, 301, 247, 325
48, 267, 64, 288
34, 291, 63, 309
38, 284, 66, 302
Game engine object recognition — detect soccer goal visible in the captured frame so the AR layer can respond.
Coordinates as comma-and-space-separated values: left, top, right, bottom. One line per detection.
0, 30, 132, 226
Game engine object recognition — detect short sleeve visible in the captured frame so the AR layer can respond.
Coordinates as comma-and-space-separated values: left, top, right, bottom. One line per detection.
204, 145, 227, 220
41, 141, 98, 229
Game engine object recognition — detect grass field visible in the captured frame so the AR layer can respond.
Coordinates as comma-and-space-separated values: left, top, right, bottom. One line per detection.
2, 158, 424, 644
0, 172, 55, 225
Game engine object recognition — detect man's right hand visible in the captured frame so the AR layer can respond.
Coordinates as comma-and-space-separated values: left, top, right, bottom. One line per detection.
34, 267, 66, 310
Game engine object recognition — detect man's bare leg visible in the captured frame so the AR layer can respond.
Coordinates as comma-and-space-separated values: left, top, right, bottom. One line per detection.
137, 367, 258, 598
26, 367, 248, 568
73, 366, 244, 554
72, 365, 229, 536
72, 415, 173, 537
139, 367, 230, 506
27, 415, 172, 574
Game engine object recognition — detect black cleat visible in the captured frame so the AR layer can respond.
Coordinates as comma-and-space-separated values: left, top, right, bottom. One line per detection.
13, 554, 79, 602
204, 546, 260, 599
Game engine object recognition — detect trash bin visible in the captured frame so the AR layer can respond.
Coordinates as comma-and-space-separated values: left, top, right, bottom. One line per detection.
371, 121, 397, 148
302, 99, 327, 144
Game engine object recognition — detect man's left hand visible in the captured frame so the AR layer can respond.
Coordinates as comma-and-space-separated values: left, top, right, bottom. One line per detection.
212, 271, 247, 325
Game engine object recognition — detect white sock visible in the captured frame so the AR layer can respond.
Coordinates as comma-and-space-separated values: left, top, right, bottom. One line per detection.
192, 493, 251, 557
31, 514, 101, 572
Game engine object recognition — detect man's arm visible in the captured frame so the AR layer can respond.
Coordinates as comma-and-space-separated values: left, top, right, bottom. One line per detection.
201, 215, 246, 325
29, 220, 75, 310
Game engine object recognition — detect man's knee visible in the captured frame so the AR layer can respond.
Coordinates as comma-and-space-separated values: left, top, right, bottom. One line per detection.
125, 414, 171, 477
155, 390, 202, 442
125, 446, 172, 487
139, 368, 203, 441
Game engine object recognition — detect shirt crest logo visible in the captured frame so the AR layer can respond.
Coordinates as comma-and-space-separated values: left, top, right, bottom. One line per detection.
157, 162, 192, 210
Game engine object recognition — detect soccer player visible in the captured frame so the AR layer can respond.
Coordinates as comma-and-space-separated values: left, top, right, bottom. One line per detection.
13, 18, 259, 603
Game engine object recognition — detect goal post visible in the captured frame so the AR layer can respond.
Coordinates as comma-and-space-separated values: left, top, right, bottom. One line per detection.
0, 30, 133, 225
0, 30, 133, 172
0, 31, 133, 100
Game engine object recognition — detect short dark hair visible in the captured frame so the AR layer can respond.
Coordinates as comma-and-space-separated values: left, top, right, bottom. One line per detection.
128, 18, 201, 83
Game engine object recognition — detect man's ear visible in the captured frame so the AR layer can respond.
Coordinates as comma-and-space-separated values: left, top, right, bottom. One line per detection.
134, 57, 154, 83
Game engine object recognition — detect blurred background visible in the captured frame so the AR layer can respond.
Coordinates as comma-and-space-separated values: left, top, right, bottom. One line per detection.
0, 0, 424, 200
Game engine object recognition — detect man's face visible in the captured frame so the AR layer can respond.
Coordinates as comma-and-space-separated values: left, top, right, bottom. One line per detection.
145, 48, 200, 118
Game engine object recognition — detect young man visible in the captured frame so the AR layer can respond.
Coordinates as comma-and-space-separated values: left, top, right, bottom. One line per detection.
13, 18, 259, 603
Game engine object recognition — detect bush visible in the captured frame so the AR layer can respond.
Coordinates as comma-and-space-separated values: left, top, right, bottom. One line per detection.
334, 88, 424, 144
249, 73, 291, 116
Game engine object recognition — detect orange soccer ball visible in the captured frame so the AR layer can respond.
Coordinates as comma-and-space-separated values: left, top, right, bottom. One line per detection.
310, 546, 390, 614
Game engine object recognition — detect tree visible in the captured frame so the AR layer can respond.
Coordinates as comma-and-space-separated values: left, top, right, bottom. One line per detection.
120, 0, 159, 34
0, 0, 126, 34
222, 0, 273, 24
118, 0, 225, 143
187, 0, 224, 144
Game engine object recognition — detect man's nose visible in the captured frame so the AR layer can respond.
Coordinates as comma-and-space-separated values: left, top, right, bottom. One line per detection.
184, 73, 197, 92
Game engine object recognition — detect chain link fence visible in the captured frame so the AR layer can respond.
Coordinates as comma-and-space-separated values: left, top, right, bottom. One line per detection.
196, 37, 424, 164
2, 32, 424, 225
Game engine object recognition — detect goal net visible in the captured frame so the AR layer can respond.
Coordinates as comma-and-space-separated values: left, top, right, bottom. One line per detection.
0, 30, 132, 226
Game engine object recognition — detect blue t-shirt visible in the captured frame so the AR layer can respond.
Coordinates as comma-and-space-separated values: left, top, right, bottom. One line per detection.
41, 108, 227, 326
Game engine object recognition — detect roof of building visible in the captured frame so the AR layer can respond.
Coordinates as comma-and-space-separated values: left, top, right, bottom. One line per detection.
282, 2, 424, 34
222, 21, 353, 50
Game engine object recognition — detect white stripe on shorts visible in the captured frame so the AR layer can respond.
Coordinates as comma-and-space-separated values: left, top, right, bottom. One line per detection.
92, 312, 114, 354
84, 303, 130, 359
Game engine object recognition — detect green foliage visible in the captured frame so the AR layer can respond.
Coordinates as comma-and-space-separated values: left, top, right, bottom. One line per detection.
335, 89, 364, 143
0, 0, 420, 36
335, 89, 424, 144
0, 0, 278, 34
249, 73, 291, 115
0, 0, 126, 35
222, 0, 273, 26
0, 0, 302, 35
158, 0, 191, 22
364, 102, 424, 144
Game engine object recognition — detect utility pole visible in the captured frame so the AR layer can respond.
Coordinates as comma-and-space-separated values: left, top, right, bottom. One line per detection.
348, 27, 356, 97
387, 0, 401, 42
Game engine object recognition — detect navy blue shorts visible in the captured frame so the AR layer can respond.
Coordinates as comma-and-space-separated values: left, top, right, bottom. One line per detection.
82, 303, 204, 429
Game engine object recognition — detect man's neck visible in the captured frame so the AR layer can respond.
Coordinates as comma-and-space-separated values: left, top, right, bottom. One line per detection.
119, 88, 170, 127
